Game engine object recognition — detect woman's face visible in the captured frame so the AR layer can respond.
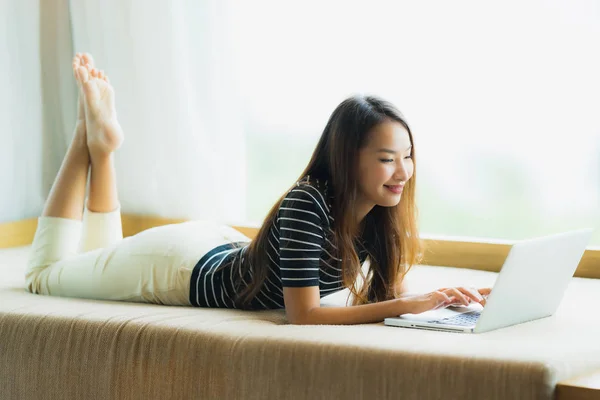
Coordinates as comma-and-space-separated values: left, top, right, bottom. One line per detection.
356, 120, 414, 219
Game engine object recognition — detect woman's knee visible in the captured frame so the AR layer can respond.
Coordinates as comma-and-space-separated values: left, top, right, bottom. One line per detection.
24, 263, 48, 294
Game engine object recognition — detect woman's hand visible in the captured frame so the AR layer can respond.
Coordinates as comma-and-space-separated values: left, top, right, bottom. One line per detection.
398, 287, 492, 315
436, 287, 491, 307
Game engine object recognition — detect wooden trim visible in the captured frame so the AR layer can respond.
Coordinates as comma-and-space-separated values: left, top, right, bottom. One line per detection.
0, 218, 38, 248
556, 370, 600, 400
121, 214, 188, 237
420, 235, 600, 280
1, 215, 599, 279
421, 236, 511, 273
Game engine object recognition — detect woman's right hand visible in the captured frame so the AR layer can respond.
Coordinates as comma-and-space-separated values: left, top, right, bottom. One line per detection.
398, 287, 491, 315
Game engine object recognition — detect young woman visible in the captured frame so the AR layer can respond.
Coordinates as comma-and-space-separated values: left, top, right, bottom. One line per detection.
25, 53, 490, 325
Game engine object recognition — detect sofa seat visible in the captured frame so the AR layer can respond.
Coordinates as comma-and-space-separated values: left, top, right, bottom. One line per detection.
1, 245, 599, 400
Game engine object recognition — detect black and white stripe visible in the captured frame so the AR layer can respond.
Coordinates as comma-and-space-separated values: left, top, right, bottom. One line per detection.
189, 177, 368, 310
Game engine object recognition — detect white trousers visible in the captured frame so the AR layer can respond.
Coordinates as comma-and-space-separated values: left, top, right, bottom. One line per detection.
25, 208, 251, 306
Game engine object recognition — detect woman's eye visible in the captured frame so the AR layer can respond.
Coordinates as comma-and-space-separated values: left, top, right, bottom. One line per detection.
380, 155, 411, 163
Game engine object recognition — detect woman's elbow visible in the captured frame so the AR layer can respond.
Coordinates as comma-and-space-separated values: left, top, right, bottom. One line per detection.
285, 309, 316, 325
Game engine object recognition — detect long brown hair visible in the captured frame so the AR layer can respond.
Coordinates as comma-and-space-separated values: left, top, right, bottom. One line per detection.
234, 95, 423, 308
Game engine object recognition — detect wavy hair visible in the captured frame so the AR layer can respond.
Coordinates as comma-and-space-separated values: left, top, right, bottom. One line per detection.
234, 95, 423, 308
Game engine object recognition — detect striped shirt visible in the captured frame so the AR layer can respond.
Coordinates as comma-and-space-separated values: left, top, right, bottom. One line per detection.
189, 176, 369, 309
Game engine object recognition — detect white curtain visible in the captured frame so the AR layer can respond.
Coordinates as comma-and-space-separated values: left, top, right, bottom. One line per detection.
69, 0, 246, 224
1, 0, 246, 225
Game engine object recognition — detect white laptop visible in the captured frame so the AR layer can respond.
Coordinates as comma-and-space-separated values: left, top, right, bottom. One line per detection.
384, 228, 594, 333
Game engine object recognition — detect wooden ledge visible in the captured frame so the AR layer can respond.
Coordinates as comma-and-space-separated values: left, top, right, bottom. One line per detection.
0, 218, 38, 249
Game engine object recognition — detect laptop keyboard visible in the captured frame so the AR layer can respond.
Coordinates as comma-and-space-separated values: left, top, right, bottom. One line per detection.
428, 311, 481, 326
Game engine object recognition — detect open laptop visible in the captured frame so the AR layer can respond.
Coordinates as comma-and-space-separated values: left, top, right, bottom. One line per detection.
384, 228, 594, 333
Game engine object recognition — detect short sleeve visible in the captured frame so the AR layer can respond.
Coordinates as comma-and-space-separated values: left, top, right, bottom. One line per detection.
277, 185, 327, 287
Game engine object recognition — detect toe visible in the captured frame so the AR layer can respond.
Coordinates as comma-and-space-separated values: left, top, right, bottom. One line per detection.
73, 59, 84, 84
98, 70, 105, 79
72, 56, 81, 70
82, 53, 95, 67
77, 66, 89, 83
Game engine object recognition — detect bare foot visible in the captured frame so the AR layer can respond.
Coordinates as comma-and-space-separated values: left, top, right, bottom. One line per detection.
72, 53, 91, 132
73, 54, 124, 157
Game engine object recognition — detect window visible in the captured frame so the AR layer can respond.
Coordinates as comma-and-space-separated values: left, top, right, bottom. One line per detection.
228, 1, 600, 246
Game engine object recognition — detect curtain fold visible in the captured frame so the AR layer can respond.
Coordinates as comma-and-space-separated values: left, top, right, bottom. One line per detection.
1, 0, 75, 223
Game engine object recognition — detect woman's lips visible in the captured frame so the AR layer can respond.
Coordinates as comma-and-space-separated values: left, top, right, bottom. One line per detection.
385, 185, 404, 194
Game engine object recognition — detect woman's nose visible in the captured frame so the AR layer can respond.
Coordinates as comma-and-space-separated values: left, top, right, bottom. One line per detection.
394, 162, 409, 181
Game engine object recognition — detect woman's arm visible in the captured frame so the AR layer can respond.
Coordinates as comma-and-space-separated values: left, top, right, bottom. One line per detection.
283, 286, 488, 325
284, 286, 410, 325
303, 298, 413, 325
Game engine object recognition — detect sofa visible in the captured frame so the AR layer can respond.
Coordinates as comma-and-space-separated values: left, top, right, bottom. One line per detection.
1, 239, 600, 399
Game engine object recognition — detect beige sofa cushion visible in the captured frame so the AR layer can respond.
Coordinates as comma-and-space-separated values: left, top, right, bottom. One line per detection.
1, 245, 599, 400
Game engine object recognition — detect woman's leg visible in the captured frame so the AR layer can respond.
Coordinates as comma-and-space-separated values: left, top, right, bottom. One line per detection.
26, 53, 124, 293
78, 52, 123, 213
25, 53, 199, 306
40, 55, 91, 220
25, 55, 95, 292
41, 53, 122, 221
28, 219, 242, 306
74, 54, 124, 252
24, 53, 247, 307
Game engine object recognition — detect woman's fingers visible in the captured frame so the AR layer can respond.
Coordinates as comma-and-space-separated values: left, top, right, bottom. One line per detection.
432, 291, 452, 309
477, 287, 492, 306
460, 287, 485, 303
438, 287, 490, 304
433, 287, 493, 307
442, 288, 470, 306
444, 296, 460, 306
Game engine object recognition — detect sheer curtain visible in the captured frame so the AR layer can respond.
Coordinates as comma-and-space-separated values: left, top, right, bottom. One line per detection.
1, 0, 246, 225
68, 0, 246, 224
